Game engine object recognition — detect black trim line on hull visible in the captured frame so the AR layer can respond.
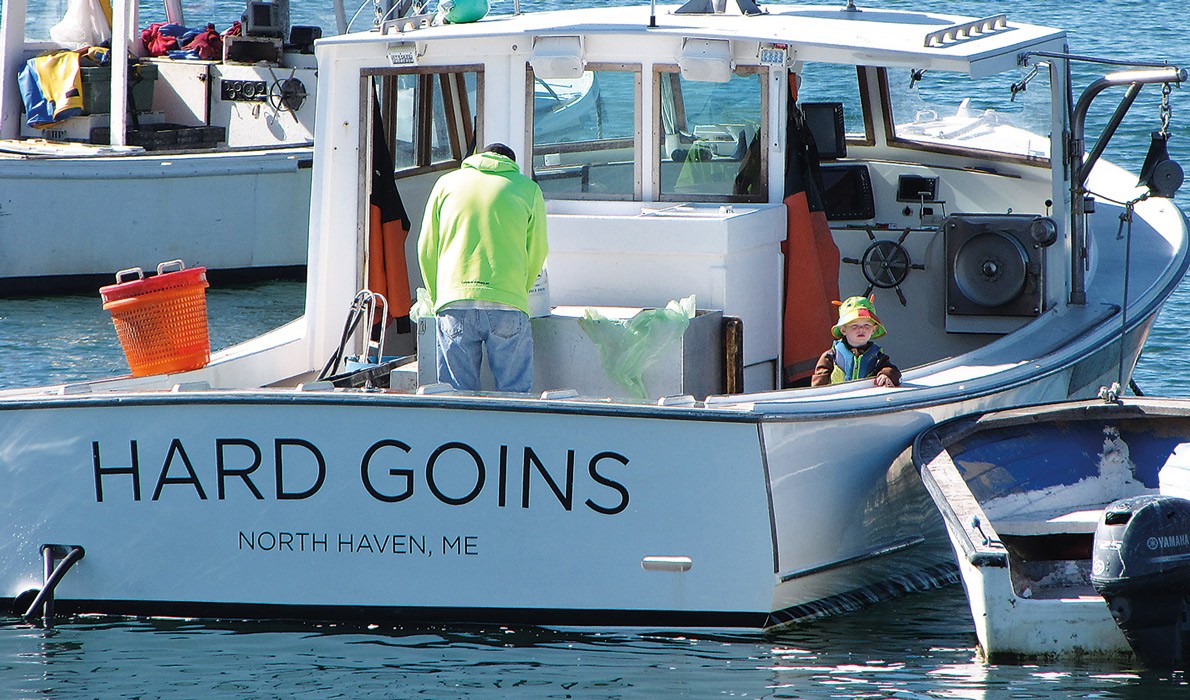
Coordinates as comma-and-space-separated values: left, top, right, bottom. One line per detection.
0, 566, 960, 631
778, 536, 926, 583
1, 600, 768, 630
756, 424, 780, 574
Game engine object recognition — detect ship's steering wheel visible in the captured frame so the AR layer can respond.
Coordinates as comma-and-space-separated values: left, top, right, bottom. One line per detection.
269, 77, 308, 113
842, 227, 925, 305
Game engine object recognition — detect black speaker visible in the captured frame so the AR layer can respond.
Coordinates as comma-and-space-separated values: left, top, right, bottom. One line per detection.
945, 214, 1050, 317
288, 25, 322, 54
243, 1, 290, 39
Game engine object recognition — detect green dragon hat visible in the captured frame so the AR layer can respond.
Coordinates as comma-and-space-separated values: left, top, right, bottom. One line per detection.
831, 295, 886, 340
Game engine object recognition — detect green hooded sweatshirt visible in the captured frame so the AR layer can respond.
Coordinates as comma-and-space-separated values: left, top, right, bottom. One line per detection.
418, 152, 549, 314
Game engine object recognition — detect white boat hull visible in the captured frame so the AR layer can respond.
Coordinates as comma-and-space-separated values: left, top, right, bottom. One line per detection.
0, 149, 311, 292
952, 545, 1130, 658
0, 321, 1143, 626
2, 1, 1187, 635
0, 398, 777, 623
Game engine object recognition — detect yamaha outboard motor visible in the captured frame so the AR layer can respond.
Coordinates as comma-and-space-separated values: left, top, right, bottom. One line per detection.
1091, 495, 1190, 668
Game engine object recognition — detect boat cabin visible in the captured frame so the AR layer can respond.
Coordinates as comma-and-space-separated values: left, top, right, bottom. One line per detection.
303, 2, 1099, 398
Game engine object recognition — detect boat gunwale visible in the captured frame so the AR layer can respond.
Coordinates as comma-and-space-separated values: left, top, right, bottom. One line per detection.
2, 227, 1179, 423
0, 389, 763, 423
0, 294, 1164, 424
0, 143, 313, 162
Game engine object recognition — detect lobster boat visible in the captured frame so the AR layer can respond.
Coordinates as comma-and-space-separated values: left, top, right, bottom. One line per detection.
0, 0, 1186, 630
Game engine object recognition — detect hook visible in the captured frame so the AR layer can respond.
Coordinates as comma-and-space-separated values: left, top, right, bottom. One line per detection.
1160, 82, 1173, 135
1010, 64, 1040, 102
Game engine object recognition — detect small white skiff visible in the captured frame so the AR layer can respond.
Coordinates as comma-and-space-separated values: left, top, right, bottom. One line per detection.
912, 398, 1190, 664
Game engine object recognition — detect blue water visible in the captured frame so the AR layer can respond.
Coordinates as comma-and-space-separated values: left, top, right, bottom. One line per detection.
3, 0, 1190, 696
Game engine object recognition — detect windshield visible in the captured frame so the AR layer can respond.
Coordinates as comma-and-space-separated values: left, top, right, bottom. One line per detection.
886, 66, 1053, 162
793, 62, 869, 143
656, 67, 767, 202
531, 67, 639, 200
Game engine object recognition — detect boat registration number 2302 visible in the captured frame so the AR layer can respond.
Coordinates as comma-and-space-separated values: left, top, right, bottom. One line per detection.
759, 45, 788, 65
388, 46, 417, 66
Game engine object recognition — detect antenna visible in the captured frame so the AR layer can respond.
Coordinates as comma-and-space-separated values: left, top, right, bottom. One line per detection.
650, 0, 657, 27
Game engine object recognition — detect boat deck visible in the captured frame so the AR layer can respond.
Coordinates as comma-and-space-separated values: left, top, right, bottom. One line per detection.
994, 507, 1108, 536
1024, 587, 1101, 600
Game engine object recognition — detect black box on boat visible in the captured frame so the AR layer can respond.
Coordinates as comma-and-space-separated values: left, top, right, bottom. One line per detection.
89, 124, 226, 150
80, 63, 159, 115
224, 35, 283, 64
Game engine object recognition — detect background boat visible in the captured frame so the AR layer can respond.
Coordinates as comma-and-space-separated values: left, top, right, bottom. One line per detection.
0, 0, 601, 295
0, 0, 328, 294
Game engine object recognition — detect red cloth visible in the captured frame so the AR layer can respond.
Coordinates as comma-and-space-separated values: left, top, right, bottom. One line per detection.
781, 74, 841, 385
782, 191, 839, 383
367, 206, 413, 327
184, 24, 222, 60
366, 94, 414, 331
140, 22, 179, 56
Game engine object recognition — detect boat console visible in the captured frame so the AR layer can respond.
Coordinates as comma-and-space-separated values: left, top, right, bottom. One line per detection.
819, 163, 875, 221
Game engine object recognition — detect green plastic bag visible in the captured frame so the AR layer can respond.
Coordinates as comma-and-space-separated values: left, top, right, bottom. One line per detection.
409, 287, 433, 322
578, 296, 696, 400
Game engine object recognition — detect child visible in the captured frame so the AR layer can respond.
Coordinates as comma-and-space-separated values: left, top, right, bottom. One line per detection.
811, 296, 901, 387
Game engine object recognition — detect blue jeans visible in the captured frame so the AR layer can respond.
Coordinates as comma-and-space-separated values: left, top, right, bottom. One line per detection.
436, 309, 534, 392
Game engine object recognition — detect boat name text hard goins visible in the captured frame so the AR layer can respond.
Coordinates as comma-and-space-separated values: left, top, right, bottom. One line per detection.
90, 438, 630, 514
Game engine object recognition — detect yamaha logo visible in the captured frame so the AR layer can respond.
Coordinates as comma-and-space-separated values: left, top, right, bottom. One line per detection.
1147, 534, 1190, 550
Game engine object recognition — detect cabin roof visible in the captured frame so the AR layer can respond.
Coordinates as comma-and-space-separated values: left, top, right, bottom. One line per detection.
321, 3, 1067, 77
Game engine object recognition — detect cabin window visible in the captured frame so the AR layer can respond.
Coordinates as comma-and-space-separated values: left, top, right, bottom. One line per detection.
655, 66, 768, 202
792, 63, 872, 147
884, 67, 1052, 163
529, 66, 641, 200
368, 67, 482, 176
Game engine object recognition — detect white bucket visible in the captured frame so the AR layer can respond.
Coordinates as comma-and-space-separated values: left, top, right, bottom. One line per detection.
528, 265, 551, 318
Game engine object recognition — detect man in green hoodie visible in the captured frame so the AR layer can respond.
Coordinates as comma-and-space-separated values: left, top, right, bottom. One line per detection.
418, 143, 549, 392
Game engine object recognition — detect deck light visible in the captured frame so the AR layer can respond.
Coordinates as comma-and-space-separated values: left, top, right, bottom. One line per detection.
529, 36, 584, 79
678, 38, 733, 83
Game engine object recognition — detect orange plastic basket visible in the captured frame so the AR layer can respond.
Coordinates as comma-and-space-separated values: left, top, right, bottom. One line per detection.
100, 261, 210, 377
